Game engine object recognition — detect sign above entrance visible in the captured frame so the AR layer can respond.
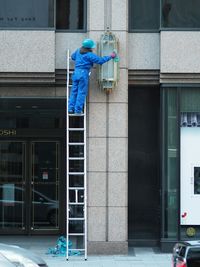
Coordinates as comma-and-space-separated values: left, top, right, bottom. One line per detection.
0, 129, 16, 136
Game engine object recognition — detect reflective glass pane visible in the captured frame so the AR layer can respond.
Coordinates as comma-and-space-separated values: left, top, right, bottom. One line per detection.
69, 145, 84, 157
56, 0, 85, 30
69, 160, 84, 172
69, 205, 84, 218
69, 117, 84, 128
69, 220, 84, 233
31, 142, 59, 229
0, 142, 25, 230
194, 167, 200, 195
0, 99, 65, 130
69, 175, 84, 187
162, 0, 200, 28
0, 184, 25, 229
69, 131, 84, 143
69, 189, 84, 203
0, 142, 23, 183
163, 88, 178, 238
0, 0, 54, 28
129, 0, 160, 30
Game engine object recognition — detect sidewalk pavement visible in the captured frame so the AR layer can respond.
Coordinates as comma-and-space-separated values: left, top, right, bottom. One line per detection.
41, 247, 171, 267
0, 237, 171, 267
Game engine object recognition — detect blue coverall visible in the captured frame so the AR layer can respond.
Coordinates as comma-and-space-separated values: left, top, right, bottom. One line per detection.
68, 48, 112, 113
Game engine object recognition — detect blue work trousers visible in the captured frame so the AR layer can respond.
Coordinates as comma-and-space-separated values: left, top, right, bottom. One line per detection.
68, 69, 89, 113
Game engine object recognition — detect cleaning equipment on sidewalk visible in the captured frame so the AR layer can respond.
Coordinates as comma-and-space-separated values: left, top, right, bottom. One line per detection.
46, 236, 80, 257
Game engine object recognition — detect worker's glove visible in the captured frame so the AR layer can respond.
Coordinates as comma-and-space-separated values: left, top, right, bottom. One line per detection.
110, 52, 117, 58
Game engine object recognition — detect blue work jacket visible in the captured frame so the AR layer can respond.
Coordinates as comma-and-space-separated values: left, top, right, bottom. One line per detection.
71, 48, 112, 71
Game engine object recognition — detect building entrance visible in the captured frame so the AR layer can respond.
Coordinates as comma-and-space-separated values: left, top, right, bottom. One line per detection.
0, 140, 61, 234
128, 87, 160, 246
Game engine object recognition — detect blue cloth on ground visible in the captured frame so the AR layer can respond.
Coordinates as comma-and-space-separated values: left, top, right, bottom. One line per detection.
46, 236, 80, 257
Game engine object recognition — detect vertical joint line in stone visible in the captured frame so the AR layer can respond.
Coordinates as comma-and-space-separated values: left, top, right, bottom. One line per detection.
106, 94, 109, 242
104, 0, 112, 31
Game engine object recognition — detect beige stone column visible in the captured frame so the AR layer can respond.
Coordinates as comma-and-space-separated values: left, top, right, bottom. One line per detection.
87, 0, 128, 254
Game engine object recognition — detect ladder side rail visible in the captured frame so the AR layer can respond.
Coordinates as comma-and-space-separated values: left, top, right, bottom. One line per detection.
84, 100, 87, 260
66, 49, 70, 261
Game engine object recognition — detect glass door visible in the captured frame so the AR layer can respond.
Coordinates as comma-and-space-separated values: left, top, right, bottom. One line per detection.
30, 141, 60, 231
0, 140, 61, 234
0, 141, 26, 232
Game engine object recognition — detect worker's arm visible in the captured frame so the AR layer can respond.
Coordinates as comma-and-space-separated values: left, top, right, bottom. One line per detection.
88, 53, 112, 65
71, 50, 78, 61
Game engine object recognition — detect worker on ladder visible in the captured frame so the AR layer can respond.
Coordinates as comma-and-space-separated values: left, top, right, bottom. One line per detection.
68, 38, 116, 114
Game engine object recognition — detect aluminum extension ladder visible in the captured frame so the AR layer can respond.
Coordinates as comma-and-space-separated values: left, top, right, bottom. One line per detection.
66, 50, 87, 260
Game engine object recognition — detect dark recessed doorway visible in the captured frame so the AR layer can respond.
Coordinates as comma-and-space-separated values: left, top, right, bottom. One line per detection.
128, 87, 160, 246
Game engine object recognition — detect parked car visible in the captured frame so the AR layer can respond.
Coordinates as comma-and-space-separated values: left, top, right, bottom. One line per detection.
0, 243, 48, 267
0, 253, 15, 267
172, 241, 200, 267
0, 185, 58, 226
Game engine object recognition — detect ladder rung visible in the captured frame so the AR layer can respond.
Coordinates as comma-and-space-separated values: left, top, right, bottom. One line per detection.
69, 157, 85, 160
69, 218, 84, 221
69, 114, 85, 117
69, 202, 84, 205
68, 249, 85, 251
68, 233, 85, 236
69, 187, 85, 190
69, 172, 84, 175
69, 128, 85, 131
69, 143, 85, 145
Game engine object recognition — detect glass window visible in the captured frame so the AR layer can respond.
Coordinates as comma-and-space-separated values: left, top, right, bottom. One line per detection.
162, 88, 179, 238
162, 0, 200, 28
0, 0, 54, 28
194, 167, 200, 195
56, 0, 86, 30
0, 99, 65, 130
187, 248, 200, 259
129, 0, 160, 31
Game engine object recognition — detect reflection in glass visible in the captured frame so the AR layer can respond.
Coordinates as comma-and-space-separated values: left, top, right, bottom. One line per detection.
0, 142, 23, 183
162, 0, 200, 28
69, 189, 84, 203
32, 142, 59, 229
69, 160, 84, 172
163, 88, 178, 238
69, 116, 84, 128
0, 142, 24, 229
0, 184, 24, 229
194, 167, 200, 194
56, 0, 85, 30
0, 0, 54, 28
69, 131, 84, 143
69, 175, 84, 187
129, 0, 160, 30
69, 205, 84, 218
69, 145, 84, 157
69, 220, 84, 233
